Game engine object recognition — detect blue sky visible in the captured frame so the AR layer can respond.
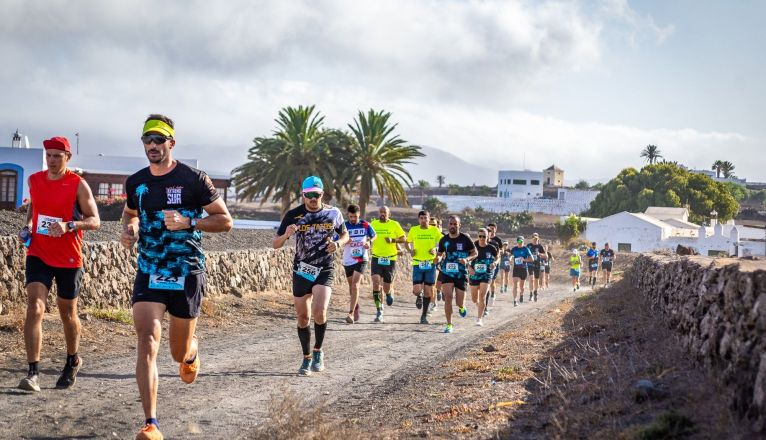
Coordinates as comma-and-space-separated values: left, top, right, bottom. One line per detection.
0, 0, 763, 186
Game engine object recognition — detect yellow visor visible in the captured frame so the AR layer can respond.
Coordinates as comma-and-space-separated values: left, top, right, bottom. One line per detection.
142, 119, 175, 137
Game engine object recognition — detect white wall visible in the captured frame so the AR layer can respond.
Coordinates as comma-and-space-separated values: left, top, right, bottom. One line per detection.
437, 195, 596, 215
0, 147, 46, 207
584, 213, 668, 252
497, 170, 543, 199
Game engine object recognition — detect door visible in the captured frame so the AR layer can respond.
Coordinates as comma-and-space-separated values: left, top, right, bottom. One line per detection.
0, 170, 18, 210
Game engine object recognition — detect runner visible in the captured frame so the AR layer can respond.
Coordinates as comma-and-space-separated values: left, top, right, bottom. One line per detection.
569, 248, 582, 291
437, 215, 477, 333
600, 242, 616, 287
431, 217, 445, 308
369, 206, 405, 323
543, 246, 554, 289
17, 136, 100, 393
121, 114, 233, 440
486, 223, 503, 308
274, 175, 349, 376
525, 233, 547, 302
499, 241, 511, 293
406, 210, 441, 324
586, 241, 600, 288
510, 236, 533, 307
341, 204, 376, 324
468, 228, 498, 326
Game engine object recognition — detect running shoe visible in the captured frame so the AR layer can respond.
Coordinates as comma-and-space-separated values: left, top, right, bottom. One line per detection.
56, 357, 82, 389
513, 300, 517, 307
386, 293, 394, 306
353, 303, 360, 322
420, 316, 429, 325
488, 293, 495, 307
416, 294, 423, 310
443, 324, 454, 333
534, 291, 538, 302
476, 318, 484, 327
136, 423, 163, 440
18, 373, 40, 392
529, 292, 533, 301
520, 294, 524, 303
179, 352, 200, 384
311, 350, 325, 372
299, 357, 312, 376
459, 307, 467, 318
345, 314, 354, 324
429, 301, 436, 313
576, 283, 580, 290
374, 310, 383, 323
483, 308, 489, 317
437, 291, 443, 302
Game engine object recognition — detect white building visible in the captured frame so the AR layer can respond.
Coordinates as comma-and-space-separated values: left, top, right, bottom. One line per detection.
497, 170, 543, 200
584, 207, 765, 257
0, 145, 46, 210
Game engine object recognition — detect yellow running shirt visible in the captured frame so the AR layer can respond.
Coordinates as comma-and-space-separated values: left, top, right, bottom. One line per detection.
406, 225, 442, 264
370, 218, 405, 260
569, 254, 581, 270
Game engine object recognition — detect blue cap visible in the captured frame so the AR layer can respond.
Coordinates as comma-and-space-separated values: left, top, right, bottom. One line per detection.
301, 176, 324, 193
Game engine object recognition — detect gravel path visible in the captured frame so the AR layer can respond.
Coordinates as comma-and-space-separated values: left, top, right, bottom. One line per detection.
0, 284, 575, 439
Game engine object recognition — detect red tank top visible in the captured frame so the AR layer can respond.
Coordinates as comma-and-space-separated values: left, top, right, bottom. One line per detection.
27, 169, 84, 268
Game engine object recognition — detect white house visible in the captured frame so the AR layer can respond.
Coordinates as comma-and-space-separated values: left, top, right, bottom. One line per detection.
584, 207, 765, 257
0, 145, 46, 209
497, 170, 543, 200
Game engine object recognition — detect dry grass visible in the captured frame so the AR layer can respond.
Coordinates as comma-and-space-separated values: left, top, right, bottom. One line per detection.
88, 308, 133, 325
455, 358, 491, 372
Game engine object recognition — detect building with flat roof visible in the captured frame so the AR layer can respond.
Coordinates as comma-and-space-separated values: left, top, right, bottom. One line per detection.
497, 170, 543, 200
543, 164, 564, 187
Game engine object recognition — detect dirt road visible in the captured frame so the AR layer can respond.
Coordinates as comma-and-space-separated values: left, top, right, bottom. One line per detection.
0, 284, 575, 439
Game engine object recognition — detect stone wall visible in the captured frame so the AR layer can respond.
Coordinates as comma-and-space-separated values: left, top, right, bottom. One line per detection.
0, 236, 412, 309
630, 254, 766, 432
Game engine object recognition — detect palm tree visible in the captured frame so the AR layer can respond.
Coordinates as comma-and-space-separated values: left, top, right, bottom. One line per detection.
720, 161, 736, 178
711, 160, 724, 178
640, 145, 663, 164
348, 109, 424, 217
416, 179, 430, 201
436, 175, 446, 188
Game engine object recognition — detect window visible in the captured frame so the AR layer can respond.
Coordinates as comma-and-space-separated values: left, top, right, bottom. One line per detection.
531, 179, 540, 185
111, 183, 124, 197
512, 179, 527, 185
0, 170, 18, 208
617, 243, 632, 252
98, 182, 110, 198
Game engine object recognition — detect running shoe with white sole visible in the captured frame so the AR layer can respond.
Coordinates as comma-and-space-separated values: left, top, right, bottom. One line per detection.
18, 373, 40, 392
443, 324, 454, 333
476, 318, 483, 326
299, 357, 312, 376
415, 294, 423, 310
459, 307, 467, 318
386, 293, 394, 306
56, 358, 82, 389
483, 308, 489, 317
311, 350, 325, 372
374, 310, 383, 323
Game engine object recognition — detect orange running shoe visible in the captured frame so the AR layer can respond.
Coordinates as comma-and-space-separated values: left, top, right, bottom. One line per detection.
179, 336, 200, 384
135, 423, 163, 440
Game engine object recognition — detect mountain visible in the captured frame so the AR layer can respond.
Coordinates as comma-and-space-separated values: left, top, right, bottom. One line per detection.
405, 145, 497, 187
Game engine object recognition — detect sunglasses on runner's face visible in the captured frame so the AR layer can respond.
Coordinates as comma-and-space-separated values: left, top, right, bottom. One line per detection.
303, 192, 322, 199
478, 235, 486, 238
141, 134, 171, 145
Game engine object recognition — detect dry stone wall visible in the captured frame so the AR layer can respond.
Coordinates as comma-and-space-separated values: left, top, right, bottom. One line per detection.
630, 254, 766, 432
0, 236, 412, 309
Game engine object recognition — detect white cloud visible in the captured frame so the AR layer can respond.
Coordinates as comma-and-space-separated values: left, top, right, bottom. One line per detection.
599, 0, 675, 46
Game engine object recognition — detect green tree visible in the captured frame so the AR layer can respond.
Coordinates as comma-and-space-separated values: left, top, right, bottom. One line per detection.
348, 109, 424, 217
436, 175, 446, 188
575, 180, 590, 190
640, 144, 663, 164
720, 161, 736, 178
585, 162, 739, 223
712, 160, 724, 178
422, 197, 447, 218
416, 179, 430, 200
722, 181, 746, 201
555, 215, 587, 241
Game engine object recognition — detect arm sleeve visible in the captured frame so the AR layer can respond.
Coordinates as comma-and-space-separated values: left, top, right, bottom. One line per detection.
334, 210, 347, 235
196, 172, 220, 206
125, 178, 136, 210
276, 214, 293, 236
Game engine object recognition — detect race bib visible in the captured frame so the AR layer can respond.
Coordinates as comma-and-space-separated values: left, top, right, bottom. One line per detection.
514, 257, 524, 266
297, 261, 321, 282
603, 257, 611, 262
36, 214, 63, 236
149, 274, 185, 291
475, 263, 487, 273
503, 261, 511, 268
418, 261, 433, 270
351, 247, 365, 257
445, 262, 459, 273
590, 263, 599, 270
377, 257, 391, 266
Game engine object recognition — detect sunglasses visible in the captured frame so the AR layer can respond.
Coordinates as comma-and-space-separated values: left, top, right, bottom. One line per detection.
303, 192, 322, 199
478, 235, 486, 238
141, 134, 171, 145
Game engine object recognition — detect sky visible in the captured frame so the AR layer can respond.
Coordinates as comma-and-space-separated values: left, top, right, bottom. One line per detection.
0, 0, 764, 186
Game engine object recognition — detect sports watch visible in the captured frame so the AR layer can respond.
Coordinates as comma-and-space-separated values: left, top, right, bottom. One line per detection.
190, 218, 198, 230
66, 221, 76, 232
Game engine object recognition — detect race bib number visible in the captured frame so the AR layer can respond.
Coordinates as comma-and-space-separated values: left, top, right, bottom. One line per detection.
351, 247, 365, 257
377, 257, 391, 266
445, 262, 459, 273
36, 214, 63, 236
418, 261, 433, 270
149, 274, 185, 291
297, 261, 321, 282
503, 260, 511, 268
590, 263, 599, 270
475, 263, 487, 274
603, 257, 611, 262
514, 257, 524, 266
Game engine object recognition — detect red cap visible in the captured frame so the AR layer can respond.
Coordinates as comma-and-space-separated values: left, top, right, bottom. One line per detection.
43, 136, 71, 152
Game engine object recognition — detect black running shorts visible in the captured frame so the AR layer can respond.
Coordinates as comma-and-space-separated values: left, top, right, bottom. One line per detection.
438, 272, 467, 291
292, 265, 335, 298
371, 257, 397, 284
527, 264, 541, 279
25, 256, 83, 300
132, 271, 205, 319
512, 266, 528, 280
602, 262, 613, 272
344, 261, 368, 278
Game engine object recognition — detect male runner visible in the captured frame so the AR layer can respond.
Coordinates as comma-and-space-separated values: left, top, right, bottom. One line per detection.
468, 228, 497, 326
510, 236, 533, 307
431, 217, 445, 308
486, 223, 503, 308
499, 242, 511, 293
543, 246, 554, 289
274, 176, 349, 375
369, 206, 405, 322
406, 210, 441, 324
122, 114, 233, 440
525, 233, 547, 302
437, 215, 477, 333
600, 243, 616, 287
341, 204, 375, 323
586, 241, 600, 288
18, 136, 100, 392
570, 249, 583, 291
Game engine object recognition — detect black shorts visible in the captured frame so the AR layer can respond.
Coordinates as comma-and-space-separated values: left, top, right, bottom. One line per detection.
588, 261, 599, 272
25, 256, 83, 300
292, 264, 335, 298
512, 266, 528, 280
132, 271, 206, 319
469, 276, 491, 287
602, 262, 613, 272
544, 265, 551, 274
344, 261, 368, 278
527, 265, 541, 279
438, 272, 467, 291
371, 257, 397, 284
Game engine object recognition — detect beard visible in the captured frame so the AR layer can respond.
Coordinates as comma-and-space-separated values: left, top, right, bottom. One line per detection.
146, 148, 166, 164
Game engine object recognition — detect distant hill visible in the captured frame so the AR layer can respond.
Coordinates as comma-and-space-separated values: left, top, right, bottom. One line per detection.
405, 145, 497, 187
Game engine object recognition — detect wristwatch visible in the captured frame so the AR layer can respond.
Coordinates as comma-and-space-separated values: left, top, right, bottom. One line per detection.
66, 221, 76, 232
190, 218, 198, 230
